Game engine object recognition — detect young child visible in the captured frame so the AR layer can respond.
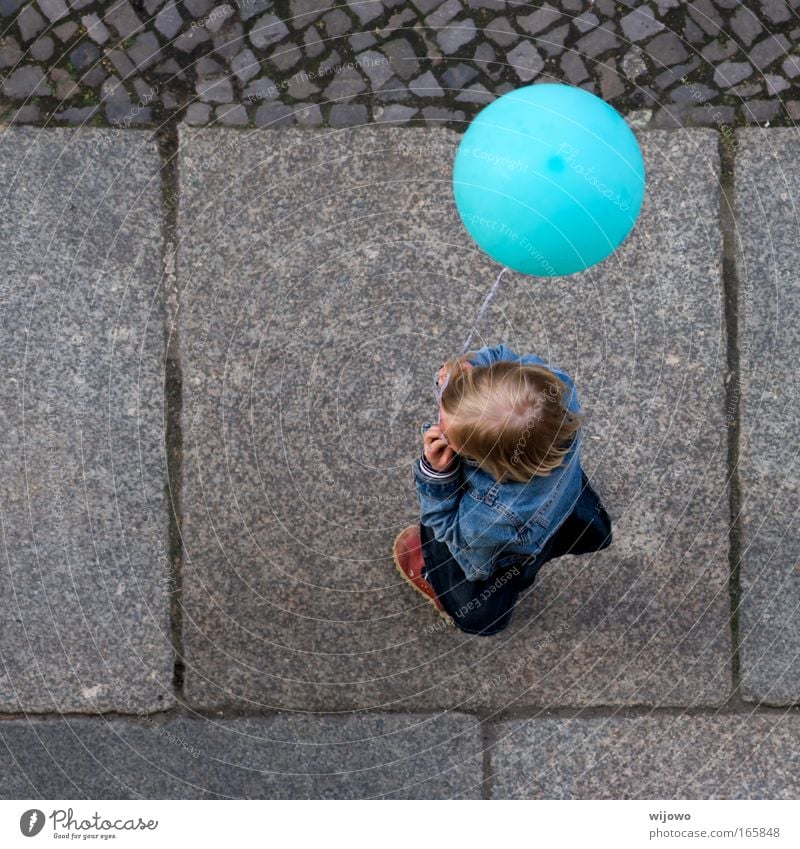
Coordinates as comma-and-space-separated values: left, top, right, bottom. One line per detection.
392, 343, 613, 635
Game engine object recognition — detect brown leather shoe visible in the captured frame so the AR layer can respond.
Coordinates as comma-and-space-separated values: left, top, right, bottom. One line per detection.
392, 526, 454, 627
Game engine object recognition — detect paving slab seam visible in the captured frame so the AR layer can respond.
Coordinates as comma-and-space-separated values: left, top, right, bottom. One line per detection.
717, 130, 746, 711
479, 714, 496, 800
156, 116, 185, 702
4, 704, 800, 724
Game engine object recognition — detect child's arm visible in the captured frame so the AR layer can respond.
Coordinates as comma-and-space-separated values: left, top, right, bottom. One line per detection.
413, 461, 516, 581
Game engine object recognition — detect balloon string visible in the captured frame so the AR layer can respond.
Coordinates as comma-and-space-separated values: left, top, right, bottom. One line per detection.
459, 265, 509, 356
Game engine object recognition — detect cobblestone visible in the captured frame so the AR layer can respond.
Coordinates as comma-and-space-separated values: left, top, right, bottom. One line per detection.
748, 34, 789, 71
620, 6, 664, 42
231, 48, 260, 84
538, 23, 570, 58
296, 102, 322, 123
506, 40, 544, 82
454, 81, 492, 102
714, 61, 754, 88
254, 100, 294, 125
155, 1, 183, 40
0, 36, 22, 68
68, 41, 99, 71
250, 13, 290, 50
101, 74, 133, 123
671, 82, 715, 103
517, 3, 561, 37
442, 62, 478, 89
347, 0, 382, 26
357, 49, 394, 88
701, 38, 739, 63
573, 12, 599, 34
437, 19, 477, 53
409, 69, 444, 97
329, 102, 368, 125
655, 57, 700, 88
425, 0, 461, 30
373, 102, 417, 121
239, 0, 272, 22
575, 24, 619, 57
324, 65, 368, 98
484, 16, 517, 47
184, 0, 213, 19
322, 8, 351, 38
381, 38, 419, 81
598, 57, 625, 100
742, 98, 780, 122
185, 101, 210, 123
127, 32, 163, 72
174, 27, 209, 52
421, 105, 465, 122
349, 32, 376, 51
3, 64, 51, 97
30, 36, 53, 61
729, 5, 762, 47
36, 0, 68, 24
216, 102, 248, 124
758, 0, 792, 24
18, 5, 45, 40
196, 75, 234, 103
688, 0, 723, 37
103, 0, 144, 40
783, 56, 800, 78
765, 74, 790, 95
562, 50, 589, 85
81, 12, 111, 45
214, 21, 244, 60
648, 32, 690, 66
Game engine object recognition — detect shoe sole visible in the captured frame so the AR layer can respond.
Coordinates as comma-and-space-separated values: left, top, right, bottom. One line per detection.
392, 529, 455, 628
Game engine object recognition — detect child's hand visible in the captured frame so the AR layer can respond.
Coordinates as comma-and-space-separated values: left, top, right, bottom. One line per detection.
422, 423, 457, 471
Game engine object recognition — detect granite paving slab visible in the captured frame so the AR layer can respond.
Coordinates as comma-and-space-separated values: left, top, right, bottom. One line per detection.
734, 128, 800, 706
0, 128, 174, 713
490, 713, 800, 798
177, 125, 731, 712
0, 712, 483, 799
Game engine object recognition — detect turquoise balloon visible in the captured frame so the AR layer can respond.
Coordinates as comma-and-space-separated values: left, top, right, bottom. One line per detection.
452, 83, 646, 276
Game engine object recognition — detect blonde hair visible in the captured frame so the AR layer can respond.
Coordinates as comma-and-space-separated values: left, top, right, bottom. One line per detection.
440, 352, 584, 484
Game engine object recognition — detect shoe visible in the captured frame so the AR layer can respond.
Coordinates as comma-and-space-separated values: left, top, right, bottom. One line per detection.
392, 526, 454, 627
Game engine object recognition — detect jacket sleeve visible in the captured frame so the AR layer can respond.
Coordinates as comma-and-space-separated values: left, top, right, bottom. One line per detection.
413, 457, 516, 582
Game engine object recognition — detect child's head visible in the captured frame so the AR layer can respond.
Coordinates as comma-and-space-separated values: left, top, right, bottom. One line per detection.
438, 354, 584, 483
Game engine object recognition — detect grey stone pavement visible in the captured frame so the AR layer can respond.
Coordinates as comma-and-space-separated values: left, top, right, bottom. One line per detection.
1, 120, 800, 800
1, 10, 800, 798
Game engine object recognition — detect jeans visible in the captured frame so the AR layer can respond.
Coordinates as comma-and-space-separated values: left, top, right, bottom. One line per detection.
420, 469, 613, 636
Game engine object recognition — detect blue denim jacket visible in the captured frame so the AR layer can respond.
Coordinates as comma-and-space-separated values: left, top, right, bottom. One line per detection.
413, 343, 584, 581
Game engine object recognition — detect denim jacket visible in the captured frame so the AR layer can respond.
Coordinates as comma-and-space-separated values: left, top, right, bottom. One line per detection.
413, 344, 584, 581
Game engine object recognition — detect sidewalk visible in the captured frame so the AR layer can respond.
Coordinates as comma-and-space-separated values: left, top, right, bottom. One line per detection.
0, 119, 798, 798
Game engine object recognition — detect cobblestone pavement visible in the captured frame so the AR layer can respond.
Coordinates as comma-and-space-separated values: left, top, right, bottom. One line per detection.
1, 1, 800, 129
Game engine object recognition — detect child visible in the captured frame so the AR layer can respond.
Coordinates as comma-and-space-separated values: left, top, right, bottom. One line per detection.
392, 343, 612, 635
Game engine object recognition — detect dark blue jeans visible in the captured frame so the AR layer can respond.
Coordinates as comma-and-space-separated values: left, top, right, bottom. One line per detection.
420, 470, 612, 636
